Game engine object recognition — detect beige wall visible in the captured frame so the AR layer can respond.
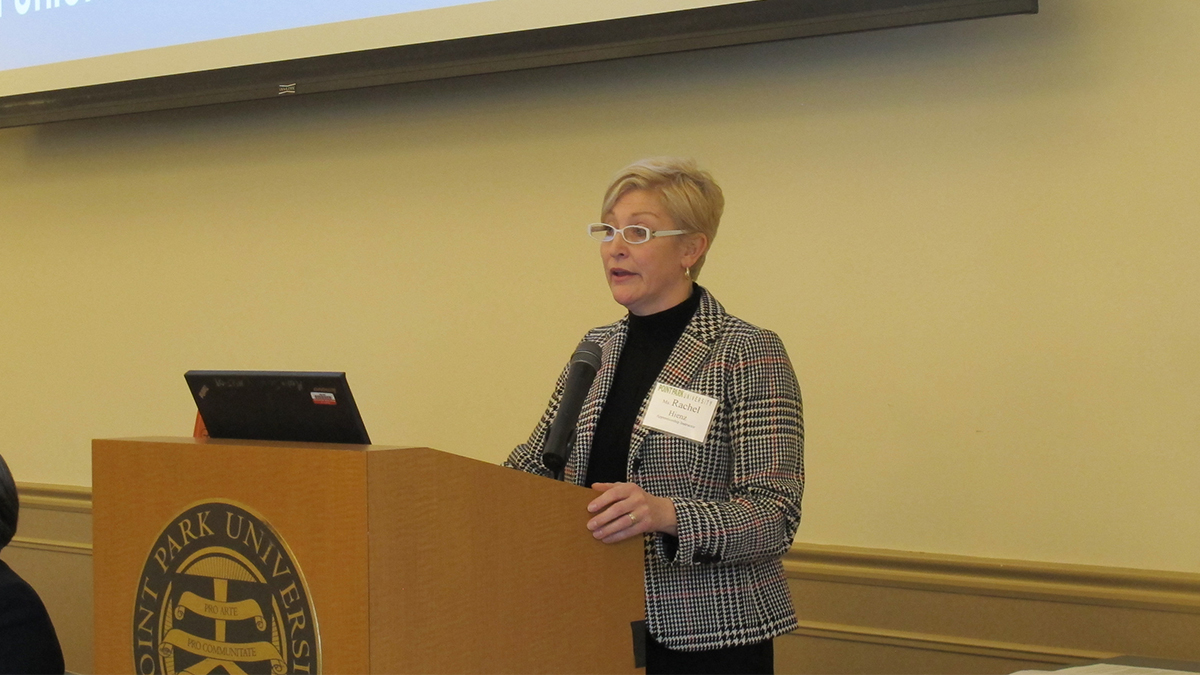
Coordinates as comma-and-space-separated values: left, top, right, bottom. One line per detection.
2, 0, 1198, 576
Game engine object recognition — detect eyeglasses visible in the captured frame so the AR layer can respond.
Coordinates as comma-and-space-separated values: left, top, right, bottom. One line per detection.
587, 223, 686, 245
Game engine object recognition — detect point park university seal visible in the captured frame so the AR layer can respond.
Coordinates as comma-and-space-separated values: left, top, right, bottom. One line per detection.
134, 501, 320, 675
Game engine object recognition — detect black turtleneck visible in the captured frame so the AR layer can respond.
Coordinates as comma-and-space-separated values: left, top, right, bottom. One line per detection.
585, 284, 703, 487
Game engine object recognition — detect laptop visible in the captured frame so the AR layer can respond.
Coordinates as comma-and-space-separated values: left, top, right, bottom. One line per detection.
185, 370, 371, 444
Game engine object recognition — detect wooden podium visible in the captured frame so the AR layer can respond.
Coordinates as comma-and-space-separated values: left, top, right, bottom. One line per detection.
93, 437, 644, 674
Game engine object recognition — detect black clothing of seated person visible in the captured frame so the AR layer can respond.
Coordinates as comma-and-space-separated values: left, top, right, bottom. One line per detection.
0, 454, 65, 675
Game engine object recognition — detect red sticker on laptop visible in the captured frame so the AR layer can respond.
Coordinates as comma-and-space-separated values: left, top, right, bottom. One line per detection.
311, 391, 337, 405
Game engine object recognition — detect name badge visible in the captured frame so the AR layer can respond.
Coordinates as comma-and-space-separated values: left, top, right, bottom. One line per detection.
642, 382, 718, 443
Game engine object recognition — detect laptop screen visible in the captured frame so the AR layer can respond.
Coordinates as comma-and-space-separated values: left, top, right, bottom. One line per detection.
185, 370, 371, 445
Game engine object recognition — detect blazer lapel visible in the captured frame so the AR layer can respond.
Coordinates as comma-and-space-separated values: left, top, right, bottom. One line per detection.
564, 318, 628, 485
626, 290, 727, 463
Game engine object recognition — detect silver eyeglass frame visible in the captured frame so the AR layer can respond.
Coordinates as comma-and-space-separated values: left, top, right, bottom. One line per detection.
587, 223, 686, 245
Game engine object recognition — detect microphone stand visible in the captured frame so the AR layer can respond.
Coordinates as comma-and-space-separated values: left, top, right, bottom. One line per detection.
552, 429, 577, 482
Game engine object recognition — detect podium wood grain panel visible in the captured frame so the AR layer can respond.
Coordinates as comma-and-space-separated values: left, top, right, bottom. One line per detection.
367, 448, 644, 673
93, 437, 372, 674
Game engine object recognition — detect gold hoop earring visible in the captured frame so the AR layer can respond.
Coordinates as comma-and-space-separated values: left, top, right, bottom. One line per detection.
684, 267, 692, 280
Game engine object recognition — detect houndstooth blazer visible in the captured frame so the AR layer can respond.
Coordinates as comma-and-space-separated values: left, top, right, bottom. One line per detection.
505, 288, 804, 651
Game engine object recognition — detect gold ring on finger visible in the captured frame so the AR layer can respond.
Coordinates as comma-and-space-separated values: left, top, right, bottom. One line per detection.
629, 513, 637, 524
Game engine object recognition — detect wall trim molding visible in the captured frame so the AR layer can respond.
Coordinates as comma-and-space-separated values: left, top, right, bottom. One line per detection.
9, 535, 93, 556
785, 543, 1200, 615
789, 619, 1117, 665
17, 482, 92, 514
16, 483, 1200, 617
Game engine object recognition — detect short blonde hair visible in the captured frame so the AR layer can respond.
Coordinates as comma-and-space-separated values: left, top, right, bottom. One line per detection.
601, 157, 724, 279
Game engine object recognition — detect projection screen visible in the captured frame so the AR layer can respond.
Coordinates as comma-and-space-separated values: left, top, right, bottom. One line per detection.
0, 0, 1038, 128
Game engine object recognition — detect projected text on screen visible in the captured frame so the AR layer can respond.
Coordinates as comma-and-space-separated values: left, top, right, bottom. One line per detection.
0, 0, 489, 72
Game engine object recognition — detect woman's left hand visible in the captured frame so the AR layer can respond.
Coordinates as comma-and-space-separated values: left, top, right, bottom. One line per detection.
587, 482, 678, 544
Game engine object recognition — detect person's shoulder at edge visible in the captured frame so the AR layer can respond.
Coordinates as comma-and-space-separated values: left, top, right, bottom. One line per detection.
0, 559, 47, 612
0, 560, 66, 675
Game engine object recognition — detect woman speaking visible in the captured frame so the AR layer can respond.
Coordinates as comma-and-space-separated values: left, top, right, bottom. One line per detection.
505, 158, 803, 675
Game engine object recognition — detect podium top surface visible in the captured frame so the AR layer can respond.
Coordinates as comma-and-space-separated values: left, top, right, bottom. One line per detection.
97, 435, 417, 453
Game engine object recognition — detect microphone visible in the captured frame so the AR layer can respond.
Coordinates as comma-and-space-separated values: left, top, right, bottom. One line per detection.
542, 340, 602, 479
